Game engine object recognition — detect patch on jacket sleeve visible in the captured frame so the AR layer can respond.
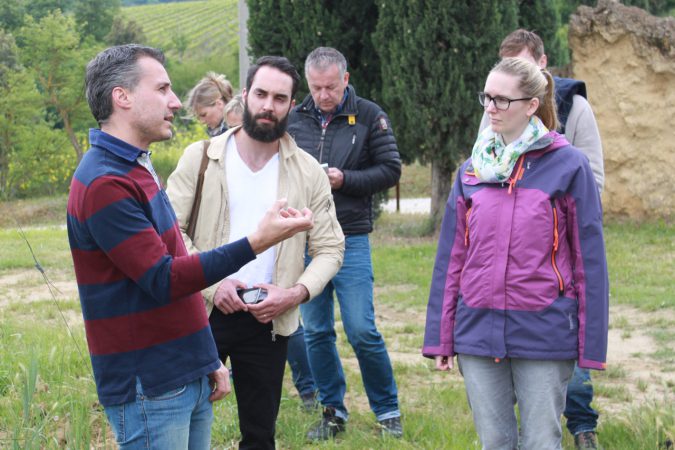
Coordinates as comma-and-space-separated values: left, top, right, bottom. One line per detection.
378, 115, 389, 131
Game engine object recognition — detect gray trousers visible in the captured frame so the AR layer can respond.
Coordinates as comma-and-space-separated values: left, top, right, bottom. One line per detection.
458, 354, 575, 450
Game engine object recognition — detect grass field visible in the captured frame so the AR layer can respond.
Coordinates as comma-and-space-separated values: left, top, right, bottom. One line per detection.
122, 0, 240, 96
123, 0, 238, 57
0, 197, 672, 448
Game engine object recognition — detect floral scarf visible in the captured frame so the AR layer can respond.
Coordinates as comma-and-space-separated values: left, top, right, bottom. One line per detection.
471, 116, 549, 183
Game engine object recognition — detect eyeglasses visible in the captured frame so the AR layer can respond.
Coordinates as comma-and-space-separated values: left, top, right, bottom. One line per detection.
478, 92, 532, 111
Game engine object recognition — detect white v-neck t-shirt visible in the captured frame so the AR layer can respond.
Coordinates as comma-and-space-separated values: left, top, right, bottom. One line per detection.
225, 136, 279, 287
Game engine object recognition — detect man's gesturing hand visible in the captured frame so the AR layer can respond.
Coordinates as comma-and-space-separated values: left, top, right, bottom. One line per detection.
247, 198, 313, 254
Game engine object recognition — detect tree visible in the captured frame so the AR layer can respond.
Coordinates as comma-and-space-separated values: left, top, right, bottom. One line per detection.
246, 0, 380, 102
517, 0, 566, 66
621, 0, 675, 15
0, 0, 26, 31
170, 32, 189, 62
105, 16, 147, 45
17, 10, 97, 162
24, 0, 74, 20
0, 65, 72, 199
74, 0, 121, 42
374, 0, 518, 222
0, 29, 20, 83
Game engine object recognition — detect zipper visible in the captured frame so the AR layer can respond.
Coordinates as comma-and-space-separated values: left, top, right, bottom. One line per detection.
507, 156, 526, 195
318, 126, 327, 163
464, 206, 472, 247
550, 199, 564, 296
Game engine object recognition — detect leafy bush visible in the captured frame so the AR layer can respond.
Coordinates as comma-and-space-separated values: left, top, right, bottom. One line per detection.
150, 125, 205, 184
0, 67, 77, 199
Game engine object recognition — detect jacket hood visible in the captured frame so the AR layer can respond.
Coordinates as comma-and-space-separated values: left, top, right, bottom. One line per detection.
529, 130, 570, 157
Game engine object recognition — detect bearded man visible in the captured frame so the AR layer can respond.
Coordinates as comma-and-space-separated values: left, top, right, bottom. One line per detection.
166, 56, 344, 450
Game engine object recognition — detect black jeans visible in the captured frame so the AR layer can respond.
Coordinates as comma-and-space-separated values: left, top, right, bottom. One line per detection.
209, 309, 289, 450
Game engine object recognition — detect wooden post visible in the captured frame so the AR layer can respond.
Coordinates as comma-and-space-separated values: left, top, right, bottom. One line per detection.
238, 0, 250, 90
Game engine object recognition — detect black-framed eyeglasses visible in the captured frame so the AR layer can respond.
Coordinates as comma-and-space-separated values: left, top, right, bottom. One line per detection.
478, 92, 532, 111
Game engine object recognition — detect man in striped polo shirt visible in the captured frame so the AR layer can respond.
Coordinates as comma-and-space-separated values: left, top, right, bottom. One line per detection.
67, 44, 313, 449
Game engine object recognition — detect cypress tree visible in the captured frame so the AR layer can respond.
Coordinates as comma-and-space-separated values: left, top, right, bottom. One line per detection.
517, 0, 566, 66
374, 0, 518, 221
246, 0, 380, 102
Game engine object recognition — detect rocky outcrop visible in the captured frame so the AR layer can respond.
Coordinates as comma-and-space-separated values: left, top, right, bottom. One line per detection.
569, 0, 674, 221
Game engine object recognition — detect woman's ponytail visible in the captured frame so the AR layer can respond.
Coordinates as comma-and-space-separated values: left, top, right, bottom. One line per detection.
536, 69, 559, 131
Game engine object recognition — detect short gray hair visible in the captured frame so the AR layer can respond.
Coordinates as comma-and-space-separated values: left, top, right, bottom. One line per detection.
304, 47, 347, 78
85, 44, 165, 125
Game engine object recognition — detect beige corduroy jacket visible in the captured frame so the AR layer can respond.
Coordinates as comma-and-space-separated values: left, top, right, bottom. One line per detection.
166, 127, 344, 336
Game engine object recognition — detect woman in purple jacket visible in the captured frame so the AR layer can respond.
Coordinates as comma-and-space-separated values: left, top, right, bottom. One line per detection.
423, 57, 608, 450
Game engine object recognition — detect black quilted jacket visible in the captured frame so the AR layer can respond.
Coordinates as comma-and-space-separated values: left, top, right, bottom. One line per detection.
288, 86, 401, 235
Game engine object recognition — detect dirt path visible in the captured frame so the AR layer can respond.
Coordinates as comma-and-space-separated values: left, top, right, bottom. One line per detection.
2, 268, 672, 418
372, 284, 675, 417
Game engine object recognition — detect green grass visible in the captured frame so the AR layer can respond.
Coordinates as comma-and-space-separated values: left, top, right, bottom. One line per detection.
0, 200, 673, 448
0, 320, 107, 448
598, 402, 675, 450
388, 162, 432, 199
0, 227, 71, 270
604, 221, 674, 310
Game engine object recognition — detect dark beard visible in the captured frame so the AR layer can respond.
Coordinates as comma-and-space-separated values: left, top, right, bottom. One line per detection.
242, 105, 289, 143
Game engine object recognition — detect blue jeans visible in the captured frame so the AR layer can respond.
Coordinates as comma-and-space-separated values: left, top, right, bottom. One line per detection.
301, 234, 399, 421
104, 376, 213, 450
458, 354, 575, 450
287, 322, 317, 396
564, 365, 599, 435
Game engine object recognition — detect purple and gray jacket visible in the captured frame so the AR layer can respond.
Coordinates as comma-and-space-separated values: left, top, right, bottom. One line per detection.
423, 132, 608, 370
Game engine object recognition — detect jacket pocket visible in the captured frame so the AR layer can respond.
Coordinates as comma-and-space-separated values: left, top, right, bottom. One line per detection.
506, 296, 578, 355
145, 384, 187, 401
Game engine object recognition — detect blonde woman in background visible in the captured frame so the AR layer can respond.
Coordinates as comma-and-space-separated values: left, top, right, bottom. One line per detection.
185, 72, 234, 137
224, 94, 244, 128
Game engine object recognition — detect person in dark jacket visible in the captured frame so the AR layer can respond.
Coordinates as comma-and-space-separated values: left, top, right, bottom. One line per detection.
287, 46, 403, 440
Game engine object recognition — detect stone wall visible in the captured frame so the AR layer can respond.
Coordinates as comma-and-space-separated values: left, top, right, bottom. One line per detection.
569, 0, 674, 221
